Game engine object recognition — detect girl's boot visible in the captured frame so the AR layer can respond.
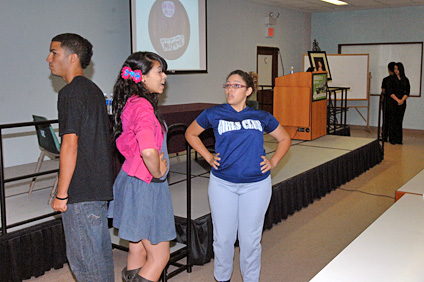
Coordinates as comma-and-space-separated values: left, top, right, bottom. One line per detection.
122, 266, 142, 282
132, 274, 156, 282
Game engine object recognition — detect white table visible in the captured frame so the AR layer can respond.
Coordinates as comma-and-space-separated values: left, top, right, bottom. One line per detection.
310, 194, 424, 282
395, 169, 424, 201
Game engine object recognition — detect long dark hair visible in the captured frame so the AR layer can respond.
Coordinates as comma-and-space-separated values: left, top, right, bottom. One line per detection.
395, 62, 406, 78
112, 52, 167, 140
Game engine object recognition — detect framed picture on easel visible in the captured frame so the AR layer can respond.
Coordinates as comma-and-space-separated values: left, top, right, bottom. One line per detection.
308, 51, 332, 81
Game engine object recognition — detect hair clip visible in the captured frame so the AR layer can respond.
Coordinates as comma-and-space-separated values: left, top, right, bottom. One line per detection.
121, 66, 143, 83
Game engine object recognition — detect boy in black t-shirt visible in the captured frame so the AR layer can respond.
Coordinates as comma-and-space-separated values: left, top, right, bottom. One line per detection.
46, 33, 114, 282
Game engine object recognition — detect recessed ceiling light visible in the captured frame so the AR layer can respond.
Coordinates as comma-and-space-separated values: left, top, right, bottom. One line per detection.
321, 0, 348, 5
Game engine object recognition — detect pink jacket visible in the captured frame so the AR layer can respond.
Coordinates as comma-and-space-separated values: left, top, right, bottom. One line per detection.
116, 96, 164, 183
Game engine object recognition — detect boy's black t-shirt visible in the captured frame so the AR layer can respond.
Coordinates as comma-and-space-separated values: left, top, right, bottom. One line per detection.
58, 76, 113, 204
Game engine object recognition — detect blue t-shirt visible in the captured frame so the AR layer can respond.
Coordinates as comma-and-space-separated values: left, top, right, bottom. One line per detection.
196, 103, 279, 183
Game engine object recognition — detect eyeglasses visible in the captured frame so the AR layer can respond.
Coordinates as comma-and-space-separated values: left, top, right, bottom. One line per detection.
222, 83, 247, 90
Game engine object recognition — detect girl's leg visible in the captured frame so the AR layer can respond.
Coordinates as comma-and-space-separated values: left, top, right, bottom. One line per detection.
127, 241, 147, 270
124, 241, 147, 281
398, 103, 406, 143
387, 102, 396, 143
137, 240, 170, 282
238, 176, 272, 282
208, 173, 239, 282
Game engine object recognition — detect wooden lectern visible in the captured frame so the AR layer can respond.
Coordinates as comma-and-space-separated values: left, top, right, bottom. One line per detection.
274, 72, 327, 140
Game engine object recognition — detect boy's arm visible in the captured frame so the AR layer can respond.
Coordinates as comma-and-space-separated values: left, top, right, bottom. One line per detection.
51, 133, 78, 212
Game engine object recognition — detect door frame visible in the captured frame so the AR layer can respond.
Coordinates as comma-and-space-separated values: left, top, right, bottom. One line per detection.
256, 46, 279, 89
256, 46, 279, 114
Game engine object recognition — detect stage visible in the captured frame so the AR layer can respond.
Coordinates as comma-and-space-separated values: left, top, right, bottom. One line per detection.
0, 134, 382, 280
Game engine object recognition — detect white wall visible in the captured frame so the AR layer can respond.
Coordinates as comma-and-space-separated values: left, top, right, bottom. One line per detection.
161, 0, 311, 105
0, 0, 131, 167
0, 0, 311, 167
311, 6, 424, 130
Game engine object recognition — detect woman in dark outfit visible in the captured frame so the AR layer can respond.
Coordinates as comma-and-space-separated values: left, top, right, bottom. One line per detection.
386, 62, 410, 144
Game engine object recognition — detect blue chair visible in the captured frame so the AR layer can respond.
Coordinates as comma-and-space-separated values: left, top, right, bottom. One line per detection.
29, 115, 60, 204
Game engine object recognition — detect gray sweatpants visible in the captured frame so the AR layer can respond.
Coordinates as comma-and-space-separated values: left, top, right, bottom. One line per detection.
208, 173, 272, 282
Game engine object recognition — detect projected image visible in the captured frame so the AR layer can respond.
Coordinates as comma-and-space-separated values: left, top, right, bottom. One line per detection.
131, 0, 207, 73
148, 0, 190, 60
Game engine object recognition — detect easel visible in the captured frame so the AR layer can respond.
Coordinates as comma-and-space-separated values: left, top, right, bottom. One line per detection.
303, 54, 371, 132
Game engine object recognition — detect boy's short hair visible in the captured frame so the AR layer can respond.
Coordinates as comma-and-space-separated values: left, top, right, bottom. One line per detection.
388, 62, 396, 73
52, 33, 93, 69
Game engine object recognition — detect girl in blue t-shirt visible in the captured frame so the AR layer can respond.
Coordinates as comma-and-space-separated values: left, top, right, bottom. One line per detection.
186, 70, 291, 282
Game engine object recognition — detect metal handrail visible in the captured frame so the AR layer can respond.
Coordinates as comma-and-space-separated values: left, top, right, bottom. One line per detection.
0, 119, 59, 235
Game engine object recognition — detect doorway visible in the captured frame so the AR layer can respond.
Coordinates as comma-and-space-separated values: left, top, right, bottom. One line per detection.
256, 46, 279, 114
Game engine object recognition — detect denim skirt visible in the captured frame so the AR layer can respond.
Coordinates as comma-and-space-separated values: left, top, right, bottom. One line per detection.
108, 169, 176, 244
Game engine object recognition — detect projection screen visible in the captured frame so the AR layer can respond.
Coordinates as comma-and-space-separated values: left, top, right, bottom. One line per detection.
131, 0, 207, 74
